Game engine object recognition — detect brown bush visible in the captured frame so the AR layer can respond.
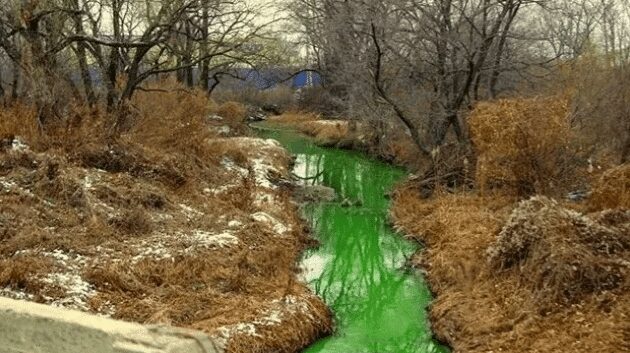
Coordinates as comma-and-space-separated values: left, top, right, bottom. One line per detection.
217, 101, 247, 122
130, 80, 214, 155
552, 50, 630, 163
488, 196, 630, 306
77, 143, 186, 188
212, 85, 297, 113
0, 256, 55, 292
0, 104, 40, 146
297, 86, 345, 117
589, 164, 630, 211
470, 96, 582, 196
267, 112, 319, 124
0, 102, 111, 152
108, 207, 153, 235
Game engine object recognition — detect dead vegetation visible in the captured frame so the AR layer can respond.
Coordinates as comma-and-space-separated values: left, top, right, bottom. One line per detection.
267, 113, 423, 168
391, 187, 629, 353
0, 82, 331, 353
588, 164, 630, 211
469, 96, 583, 196
488, 196, 629, 307
388, 93, 629, 353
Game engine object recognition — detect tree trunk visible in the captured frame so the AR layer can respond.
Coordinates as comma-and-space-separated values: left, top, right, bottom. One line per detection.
489, 5, 520, 99
186, 66, 194, 87
11, 61, 19, 100
622, 135, 630, 163
199, 1, 210, 91
72, 0, 96, 106
0, 67, 5, 99
106, 0, 122, 110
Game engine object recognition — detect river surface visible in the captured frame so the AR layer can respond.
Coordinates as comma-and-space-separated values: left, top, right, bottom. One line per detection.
256, 126, 448, 353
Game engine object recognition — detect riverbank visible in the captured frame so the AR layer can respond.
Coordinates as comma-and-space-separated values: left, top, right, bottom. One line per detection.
0, 92, 332, 353
391, 184, 628, 352
265, 113, 422, 169
267, 110, 629, 353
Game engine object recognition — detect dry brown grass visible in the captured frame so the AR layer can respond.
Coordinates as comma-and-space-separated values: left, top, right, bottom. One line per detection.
0, 82, 331, 353
268, 113, 353, 147
469, 96, 583, 196
488, 196, 629, 307
391, 182, 629, 353
267, 112, 320, 124
130, 81, 214, 155
589, 163, 630, 211
217, 101, 247, 121
268, 113, 427, 169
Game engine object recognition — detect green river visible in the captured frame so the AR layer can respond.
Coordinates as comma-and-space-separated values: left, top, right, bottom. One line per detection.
256, 126, 448, 353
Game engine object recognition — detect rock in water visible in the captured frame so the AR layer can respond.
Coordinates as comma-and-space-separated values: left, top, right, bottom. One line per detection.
295, 185, 337, 203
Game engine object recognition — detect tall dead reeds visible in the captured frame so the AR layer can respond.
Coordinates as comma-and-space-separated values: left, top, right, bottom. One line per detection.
469, 96, 582, 196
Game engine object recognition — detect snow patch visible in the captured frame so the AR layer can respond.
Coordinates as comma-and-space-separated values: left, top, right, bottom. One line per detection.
251, 212, 290, 236
185, 231, 239, 250
11, 137, 28, 151
213, 323, 260, 350
221, 158, 249, 178
228, 220, 243, 228
132, 239, 174, 263
251, 158, 278, 189
179, 203, 204, 220
0, 287, 35, 301
41, 272, 95, 311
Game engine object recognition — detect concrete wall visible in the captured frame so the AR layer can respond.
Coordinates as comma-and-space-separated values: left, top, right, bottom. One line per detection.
0, 297, 220, 353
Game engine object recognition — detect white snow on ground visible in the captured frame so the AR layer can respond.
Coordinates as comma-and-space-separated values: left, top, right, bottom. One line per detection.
310, 120, 345, 127
179, 203, 204, 220
184, 231, 239, 251
131, 238, 174, 263
251, 158, 278, 189
208, 114, 224, 121
0, 178, 18, 192
130, 230, 241, 262
207, 183, 240, 196
213, 323, 260, 350
0, 177, 36, 198
251, 212, 290, 236
211, 294, 317, 349
11, 137, 28, 151
41, 273, 96, 310
221, 157, 249, 177
13, 249, 98, 311
0, 287, 34, 301
217, 126, 231, 135
228, 220, 243, 228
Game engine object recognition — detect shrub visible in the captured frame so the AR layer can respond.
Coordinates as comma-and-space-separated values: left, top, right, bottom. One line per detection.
217, 101, 247, 122
488, 196, 630, 307
130, 80, 213, 155
212, 85, 297, 113
297, 86, 344, 117
589, 164, 630, 211
470, 96, 582, 196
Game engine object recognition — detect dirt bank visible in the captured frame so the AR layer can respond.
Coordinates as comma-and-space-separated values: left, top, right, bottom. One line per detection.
0, 97, 332, 353
390, 182, 629, 353
266, 113, 422, 169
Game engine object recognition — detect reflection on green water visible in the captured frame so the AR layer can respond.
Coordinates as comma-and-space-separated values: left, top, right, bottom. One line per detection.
256, 126, 449, 353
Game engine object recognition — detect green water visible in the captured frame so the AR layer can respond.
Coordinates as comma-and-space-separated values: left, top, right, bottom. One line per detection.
256, 126, 448, 353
